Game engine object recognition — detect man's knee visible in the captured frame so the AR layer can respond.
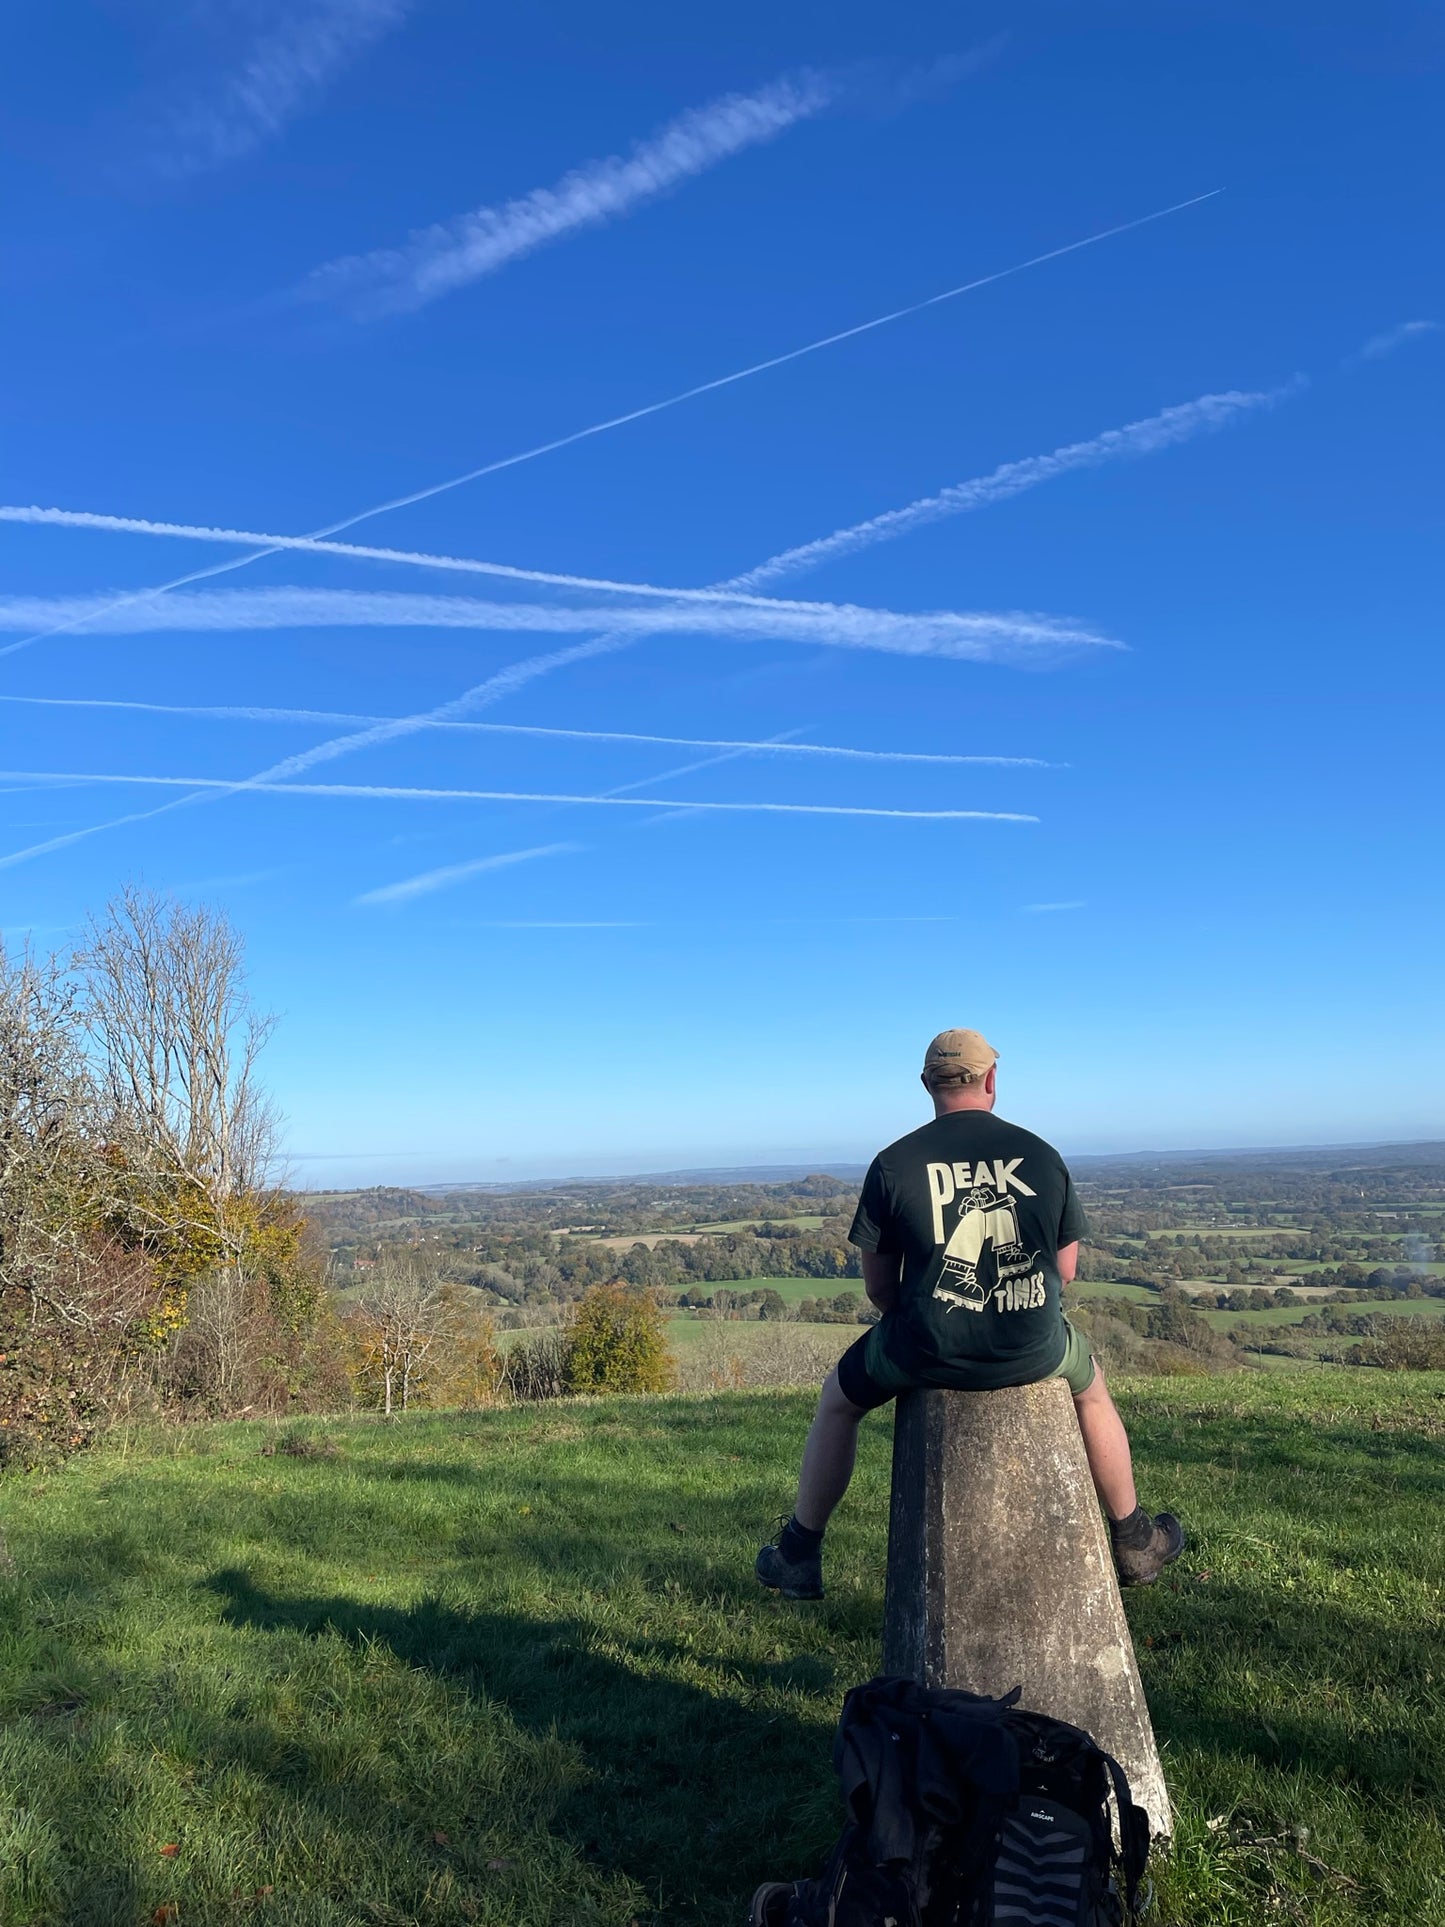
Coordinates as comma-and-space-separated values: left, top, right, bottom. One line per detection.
1072, 1358, 1111, 1408
819, 1364, 867, 1422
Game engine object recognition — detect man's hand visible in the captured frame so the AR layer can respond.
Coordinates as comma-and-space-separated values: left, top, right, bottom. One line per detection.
861, 1249, 902, 1313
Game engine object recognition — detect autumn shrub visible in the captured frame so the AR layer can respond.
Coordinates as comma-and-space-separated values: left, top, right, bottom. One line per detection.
1348, 1319, 1445, 1370
561, 1284, 676, 1396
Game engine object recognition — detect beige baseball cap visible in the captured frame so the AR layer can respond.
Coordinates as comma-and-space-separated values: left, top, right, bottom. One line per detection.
922, 1027, 998, 1083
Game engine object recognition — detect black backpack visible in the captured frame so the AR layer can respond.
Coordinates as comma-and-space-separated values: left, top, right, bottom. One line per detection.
750, 1677, 1151, 1927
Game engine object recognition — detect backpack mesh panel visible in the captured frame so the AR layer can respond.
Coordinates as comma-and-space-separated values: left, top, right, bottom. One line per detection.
987, 1803, 1093, 1927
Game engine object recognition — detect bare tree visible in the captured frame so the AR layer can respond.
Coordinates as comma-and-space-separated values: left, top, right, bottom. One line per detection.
75, 887, 279, 1205
181, 1264, 257, 1410
354, 1255, 453, 1415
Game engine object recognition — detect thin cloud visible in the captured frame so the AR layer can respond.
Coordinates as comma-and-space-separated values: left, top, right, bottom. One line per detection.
1349, 320, 1439, 365
296, 73, 835, 318
356, 841, 580, 907
160, 0, 413, 176
0, 769, 1039, 826
733, 383, 1303, 588
0, 588, 1115, 660
0, 696, 1054, 767
1024, 900, 1085, 913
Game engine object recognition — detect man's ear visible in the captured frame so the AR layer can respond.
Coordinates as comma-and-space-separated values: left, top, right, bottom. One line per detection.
985, 1065, 997, 1095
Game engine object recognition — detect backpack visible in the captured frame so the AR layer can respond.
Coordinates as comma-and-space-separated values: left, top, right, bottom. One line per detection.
749, 1677, 1151, 1927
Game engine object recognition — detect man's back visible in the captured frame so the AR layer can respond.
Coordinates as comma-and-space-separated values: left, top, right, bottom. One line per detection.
849, 1110, 1086, 1389
756, 1029, 1183, 1605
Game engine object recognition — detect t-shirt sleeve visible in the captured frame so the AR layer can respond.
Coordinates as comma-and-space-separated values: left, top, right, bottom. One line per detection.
849, 1157, 896, 1253
1058, 1167, 1089, 1247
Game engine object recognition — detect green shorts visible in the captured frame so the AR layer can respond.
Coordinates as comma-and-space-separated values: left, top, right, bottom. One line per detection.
835, 1316, 1096, 1410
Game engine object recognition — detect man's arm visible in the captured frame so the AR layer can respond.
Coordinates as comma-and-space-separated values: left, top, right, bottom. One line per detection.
1057, 1240, 1079, 1285
861, 1249, 902, 1314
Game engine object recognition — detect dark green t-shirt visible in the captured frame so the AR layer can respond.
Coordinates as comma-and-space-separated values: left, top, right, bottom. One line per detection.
849, 1110, 1088, 1390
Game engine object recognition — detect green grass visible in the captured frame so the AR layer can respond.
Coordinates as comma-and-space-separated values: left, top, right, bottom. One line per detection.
1066, 1280, 1162, 1306
1197, 1299, 1445, 1331
693, 1276, 862, 1307
2, 1377, 1444, 1925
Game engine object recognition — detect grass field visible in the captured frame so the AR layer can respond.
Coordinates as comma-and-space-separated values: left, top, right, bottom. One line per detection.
695, 1277, 861, 1306
2, 1377, 1443, 1925
1066, 1280, 1161, 1306
1196, 1299, 1445, 1332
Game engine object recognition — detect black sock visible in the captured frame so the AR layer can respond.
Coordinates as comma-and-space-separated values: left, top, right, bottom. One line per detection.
1109, 1505, 1152, 1549
779, 1515, 824, 1562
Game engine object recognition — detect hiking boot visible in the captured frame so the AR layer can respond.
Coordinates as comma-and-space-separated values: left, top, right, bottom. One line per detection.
1112, 1510, 1185, 1587
756, 1529, 824, 1601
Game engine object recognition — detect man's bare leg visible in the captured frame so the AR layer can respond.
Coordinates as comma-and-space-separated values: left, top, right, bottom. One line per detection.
1073, 1361, 1184, 1585
756, 1366, 866, 1598
794, 1366, 868, 1530
1071, 1363, 1137, 1520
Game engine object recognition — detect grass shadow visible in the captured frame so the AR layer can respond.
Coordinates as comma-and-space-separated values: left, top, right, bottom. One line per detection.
206, 1567, 841, 1917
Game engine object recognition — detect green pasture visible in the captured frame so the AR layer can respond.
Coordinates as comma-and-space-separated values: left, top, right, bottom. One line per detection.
1066, 1280, 1161, 1306
2, 1377, 1444, 1925
1198, 1299, 1445, 1332
700, 1276, 861, 1306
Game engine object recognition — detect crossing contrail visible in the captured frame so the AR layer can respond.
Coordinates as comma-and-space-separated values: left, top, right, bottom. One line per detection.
0, 189, 1219, 664
0, 693, 1054, 765
0, 502, 940, 616
0, 767, 1038, 827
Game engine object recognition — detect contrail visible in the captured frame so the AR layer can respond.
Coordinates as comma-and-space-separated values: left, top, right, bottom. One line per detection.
297, 73, 835, 318
0, 694, 1054, 766
731, 383, 1302, 588
0, 767, 1038, 830
0, 504, 910, 615
0, 587, 1112, 658
356, 841, 582, 906
0, 190, 1219, 664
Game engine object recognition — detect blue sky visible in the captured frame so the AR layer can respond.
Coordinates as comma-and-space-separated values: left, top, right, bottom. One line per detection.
2, 2, 1442, 1182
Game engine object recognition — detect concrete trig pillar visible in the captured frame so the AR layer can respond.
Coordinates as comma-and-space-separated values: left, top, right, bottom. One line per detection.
881, 1379, 1172, 1838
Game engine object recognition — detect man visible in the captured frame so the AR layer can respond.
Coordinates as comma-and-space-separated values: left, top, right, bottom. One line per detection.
756, 1028, 1183, 1601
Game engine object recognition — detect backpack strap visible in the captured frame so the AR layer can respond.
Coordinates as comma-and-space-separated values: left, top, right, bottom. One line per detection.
1101, 1752, 1151, 1919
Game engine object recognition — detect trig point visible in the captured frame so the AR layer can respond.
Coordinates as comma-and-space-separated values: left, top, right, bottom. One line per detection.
881, 1379, 1173, 1838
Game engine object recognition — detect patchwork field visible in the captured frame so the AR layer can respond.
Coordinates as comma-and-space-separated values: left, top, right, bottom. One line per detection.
1, 1376, 1442, 1925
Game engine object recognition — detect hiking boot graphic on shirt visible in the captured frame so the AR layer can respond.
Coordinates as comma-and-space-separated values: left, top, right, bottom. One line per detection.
934, 1187, 1033, 1313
